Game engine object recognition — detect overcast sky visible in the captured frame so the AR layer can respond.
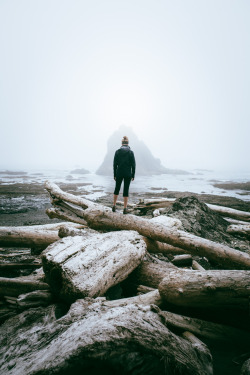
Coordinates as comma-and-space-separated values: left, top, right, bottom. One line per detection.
0, 0, 249, 172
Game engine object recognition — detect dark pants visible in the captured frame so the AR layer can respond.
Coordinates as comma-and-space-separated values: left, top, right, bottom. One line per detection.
114, 177, 131, 197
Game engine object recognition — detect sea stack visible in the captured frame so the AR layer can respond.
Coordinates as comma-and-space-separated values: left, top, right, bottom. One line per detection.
96, 125, 186, 176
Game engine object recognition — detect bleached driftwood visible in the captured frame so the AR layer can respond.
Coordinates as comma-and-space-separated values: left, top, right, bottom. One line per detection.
0, 227, 59, 249
206, 204, 250, 222
104, 289, 163, 308
158, 269, 250, 313
192, 260, 206, 271
156, 307, 250, 343
58, 225, 97, 238
46, 207, 88, 225
0, 263, 41, 270
0, 299, 213, 375
144, 237, 187, 254
227, 224, 250, 237
17, 290, 53, 309
224, 218, 250, 225
130, 261, 177, 289
181, 331, 212, 372
45, 182, 250, 269
0, 276, 49, 297
42, 231, 146, 302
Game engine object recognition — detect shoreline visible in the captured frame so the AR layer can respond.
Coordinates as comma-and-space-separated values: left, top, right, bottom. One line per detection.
1, 181, 250, 227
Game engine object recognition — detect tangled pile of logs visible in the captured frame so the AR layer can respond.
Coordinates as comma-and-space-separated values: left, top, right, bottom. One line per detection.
0, 181, 250, 375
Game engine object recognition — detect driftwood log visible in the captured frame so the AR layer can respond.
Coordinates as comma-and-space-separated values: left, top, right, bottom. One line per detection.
156, 306, 250, 344
42, 231, 146, 302
144, 237, 186, 254
0, 223, 86, 249
128, 261, 177, 289
192, 260, 206, 271
0, 263, 41, 270
16, 290, 53, 309
207, 203, 250, 222
103, 289, 163, 308
227, 224, 250, 237
0, 227, 59, 249
0, 299, 213, 375
158, 269, 250, 314
0, 277, 49, 297
45, 181, 250, 269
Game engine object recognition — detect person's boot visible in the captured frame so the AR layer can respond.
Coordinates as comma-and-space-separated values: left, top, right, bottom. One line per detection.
123, 208, 128, 214
112, 205, 116, 212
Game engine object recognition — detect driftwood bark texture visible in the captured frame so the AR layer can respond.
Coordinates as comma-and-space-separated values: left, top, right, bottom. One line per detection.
0, 227, 59, 249
158, 269, 250, 313
0, 299, 213, 375
227, 224, 250, 237
42, 231, 146, 302
0, 276, 49, 297
0, 223, 86, 249
157, 307, 250, 344
45, 181, 250, 270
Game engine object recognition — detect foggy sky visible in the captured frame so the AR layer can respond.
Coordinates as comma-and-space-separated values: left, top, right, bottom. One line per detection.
0, 0, 249, 172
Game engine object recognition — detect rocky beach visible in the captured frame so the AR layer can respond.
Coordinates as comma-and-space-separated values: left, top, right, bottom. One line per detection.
0, 169, 250, 375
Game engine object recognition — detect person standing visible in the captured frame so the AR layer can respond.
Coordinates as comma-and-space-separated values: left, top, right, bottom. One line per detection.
112, 136, 136, 214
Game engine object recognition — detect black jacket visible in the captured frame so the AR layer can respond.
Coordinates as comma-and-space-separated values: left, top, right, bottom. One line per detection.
113, 146, 136, 179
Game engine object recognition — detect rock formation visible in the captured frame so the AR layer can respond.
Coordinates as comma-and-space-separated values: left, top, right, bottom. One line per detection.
70, 168, 90, 174
96, 125, 189, 176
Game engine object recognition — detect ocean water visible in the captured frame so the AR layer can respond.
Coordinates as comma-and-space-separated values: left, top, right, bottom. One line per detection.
0, 168, 249, 201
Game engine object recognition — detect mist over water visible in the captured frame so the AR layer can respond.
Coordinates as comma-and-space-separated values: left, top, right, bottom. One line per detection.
0, 168, 249, 202
0, 1, 249, 174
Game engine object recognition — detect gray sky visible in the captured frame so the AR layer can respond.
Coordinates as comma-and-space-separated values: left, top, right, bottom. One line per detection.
0, 0, 249, 172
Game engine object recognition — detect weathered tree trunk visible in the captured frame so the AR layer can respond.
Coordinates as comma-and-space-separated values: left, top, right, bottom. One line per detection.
144, 237, 185, 254
0, 299, 213, 375
45, 182, 250, 270
0, 226, 59, 248
158, 269, 250, 313
192, 260, 206, 271
181, 330, 212, 373
126, 261, 177, 291
46, 207, 88, 225
0, 277, 49, 297
0, 263, 41, 270
104, 289, 163, 308
156, 306, 250, 343
17, 290, 53, 309
206, 203, 250, 222
58, 224, 97, 238
42, 231, 146, 302
225, 218, 250, 225
227, 224, 250, 237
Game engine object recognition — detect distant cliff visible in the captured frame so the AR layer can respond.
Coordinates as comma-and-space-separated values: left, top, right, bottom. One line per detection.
96, 126, 189, 176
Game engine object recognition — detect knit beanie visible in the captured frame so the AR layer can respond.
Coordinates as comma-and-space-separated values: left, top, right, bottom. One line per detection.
122, 136, 129, 145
